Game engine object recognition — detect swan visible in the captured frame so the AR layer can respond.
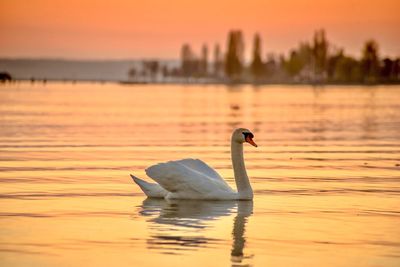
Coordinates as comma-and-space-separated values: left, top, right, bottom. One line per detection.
130, 128, 257, 200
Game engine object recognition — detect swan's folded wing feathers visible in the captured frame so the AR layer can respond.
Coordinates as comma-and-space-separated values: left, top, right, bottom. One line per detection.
145, 159, 232, 195
175, 159, 223, 179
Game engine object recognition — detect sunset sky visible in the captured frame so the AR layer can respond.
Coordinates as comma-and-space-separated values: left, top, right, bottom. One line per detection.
0, 0, 399, 60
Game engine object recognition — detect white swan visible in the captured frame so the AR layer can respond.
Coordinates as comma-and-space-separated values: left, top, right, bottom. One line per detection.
130, 128, 257, 200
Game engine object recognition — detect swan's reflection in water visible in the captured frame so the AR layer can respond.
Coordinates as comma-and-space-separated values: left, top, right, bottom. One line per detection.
138, 199, 253, 265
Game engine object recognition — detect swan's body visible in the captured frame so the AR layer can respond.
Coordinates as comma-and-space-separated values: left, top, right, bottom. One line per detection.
130, 128, 257, 200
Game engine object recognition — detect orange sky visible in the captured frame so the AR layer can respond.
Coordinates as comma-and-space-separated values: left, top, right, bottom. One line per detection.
0, 0, 399, 60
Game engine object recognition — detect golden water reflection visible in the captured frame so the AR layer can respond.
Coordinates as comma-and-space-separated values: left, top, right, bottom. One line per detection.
138, 199, 253, 266
1, 83, 400, 266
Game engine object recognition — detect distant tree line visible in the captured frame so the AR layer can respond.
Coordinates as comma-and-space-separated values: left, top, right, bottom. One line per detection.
128, 29, 399, 84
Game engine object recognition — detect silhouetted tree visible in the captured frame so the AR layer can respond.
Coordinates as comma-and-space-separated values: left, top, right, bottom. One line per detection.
161, 65, 170, 78
142, 60, 159, 80
313, 29, 328, 80
334, 56, 362, 83
181, 43, 199, 77
0, 72, 12, 82
381, 58, 393, 82
225, 30, 244, 80
285, 42, 313, 80
381, 58, 400, 83
213, 44, 223, 77
128, 67, 137, 80
394, 59, 400, 81
264, 53, 276, 78
327, 49, 344, 81
361, 40, 379, 83
200, 44, 208, 76
285, 51, 302, 77
250, 33, 264, 79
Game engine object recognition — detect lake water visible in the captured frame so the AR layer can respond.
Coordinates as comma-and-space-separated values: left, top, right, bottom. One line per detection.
0, 82, 399, 266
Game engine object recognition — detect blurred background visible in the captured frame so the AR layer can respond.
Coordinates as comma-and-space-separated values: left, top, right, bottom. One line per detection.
0, 0, 399, 84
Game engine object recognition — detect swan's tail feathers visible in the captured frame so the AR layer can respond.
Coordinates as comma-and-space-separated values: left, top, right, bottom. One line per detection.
130, 174, 168, 198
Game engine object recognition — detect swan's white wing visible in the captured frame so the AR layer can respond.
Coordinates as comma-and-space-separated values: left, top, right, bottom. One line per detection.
174, 159, 229, 185
145, 159, 233, 197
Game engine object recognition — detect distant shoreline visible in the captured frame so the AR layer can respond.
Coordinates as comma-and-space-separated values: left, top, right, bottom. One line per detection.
2, 57, 399, 86
2, 78, 400, 86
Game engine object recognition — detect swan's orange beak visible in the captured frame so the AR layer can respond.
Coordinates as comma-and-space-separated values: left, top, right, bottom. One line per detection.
245, 136, 258, 147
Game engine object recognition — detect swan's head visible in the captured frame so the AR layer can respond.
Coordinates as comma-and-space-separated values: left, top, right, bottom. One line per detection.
232, 128, 258, 147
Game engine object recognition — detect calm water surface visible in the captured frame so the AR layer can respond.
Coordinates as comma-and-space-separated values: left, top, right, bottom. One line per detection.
0, 83, 399, 266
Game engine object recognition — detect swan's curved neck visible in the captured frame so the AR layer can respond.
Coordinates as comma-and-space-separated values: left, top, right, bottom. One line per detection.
231, 139, 253, 199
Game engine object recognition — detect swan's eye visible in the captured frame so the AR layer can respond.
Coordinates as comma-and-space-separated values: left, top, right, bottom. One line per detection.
242, 132, 254, 139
